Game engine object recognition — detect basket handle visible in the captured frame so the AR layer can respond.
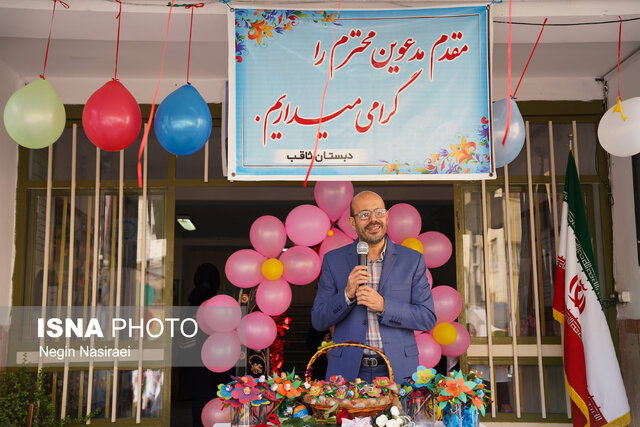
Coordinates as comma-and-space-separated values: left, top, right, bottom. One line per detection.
306, 342, 394, 383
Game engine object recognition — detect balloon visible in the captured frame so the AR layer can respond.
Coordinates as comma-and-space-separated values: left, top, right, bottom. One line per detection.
314, 181, 354, 221
256, 278, 292, 316
201, 332, 241, 372
426, 268, 433, 289
3, 79, 65, 149
202, 295, 242, 333
196, 299, 215, 335
432, 285, 462, 323
402, 237, 423, 253
82, 80, 141, 151
415, 332, 442, 369
250, 215, 286, 258
598, 97, 640, 157
280, 246, 321, 285
432, 322, 458, 346
387, 203, 421, 243
440, 322, 471, 357
154, 84, 212, 156
318, 229, 354, 263
337, 208, 358, 239
285, 205, 331, 247
237, 312, 277, 350
225, 249, 265, 288
202, 398, 231, 426
418, 231, 452, 268
261, 258, 284, 280
493, 97, 525, 168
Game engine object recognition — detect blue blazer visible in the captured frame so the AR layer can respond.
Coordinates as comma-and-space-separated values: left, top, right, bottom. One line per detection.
311, 238, 436, 383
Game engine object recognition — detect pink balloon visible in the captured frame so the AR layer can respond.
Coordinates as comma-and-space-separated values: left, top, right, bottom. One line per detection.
337, 208, 358, 239
250, 215, 287, 258
440, 322, 471, 357
201, 332, 241, 372
318, 229, 354, 263
82, 80, 142, 151
256, 278, 292, 316
415, 332, 442, 369
202, 295, 242, 333
285, 205, 330, 247
432, 285, 462, 323
280, 246, 321, 286
202, 398, 231, 426
418, 231, 452, 268
225, 249, 265, 288
314, 181, 354, 221
196, 299, 215, 335
237, 312, 277, 351
387, 203, 422, 243
426, 267, 433, 289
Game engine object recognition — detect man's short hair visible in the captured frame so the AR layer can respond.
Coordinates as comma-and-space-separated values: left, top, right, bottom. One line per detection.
349, 191, 384, 216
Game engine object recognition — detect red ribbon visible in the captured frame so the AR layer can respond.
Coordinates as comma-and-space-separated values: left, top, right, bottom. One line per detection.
138, 0, 176, 188
617, 16, 622, 99
185, 4, 204, 84
40, 0, 69, 79
512, 18, 547, 99
500, 0, 513, 146
303, 3, 342, 187
114, 0, 122, 81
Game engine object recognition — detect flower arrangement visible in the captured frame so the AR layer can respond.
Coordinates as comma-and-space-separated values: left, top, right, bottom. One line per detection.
217, 375, 277, 408
427, 369, 491, 416
303, 375, 398, 410
398, 366, 437, 422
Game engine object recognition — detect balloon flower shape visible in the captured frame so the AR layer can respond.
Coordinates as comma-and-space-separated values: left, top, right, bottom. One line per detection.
3, 79, 65, 149
155, 84, 212, 156
314, 181, 356, 262
226, 215, 321, 316
83, 80, 142, 151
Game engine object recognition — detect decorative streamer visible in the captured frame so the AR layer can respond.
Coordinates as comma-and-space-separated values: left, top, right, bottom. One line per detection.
40, 0, 69, 79
612, 16, 627, 121
512, 18, 547, 99
138, 0, 176, 188
185, 3, 204, 84
501, 0, 512, 146
304, 1, 342, 187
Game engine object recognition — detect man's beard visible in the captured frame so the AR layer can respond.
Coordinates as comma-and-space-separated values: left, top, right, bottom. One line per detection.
355, 221, 386, 244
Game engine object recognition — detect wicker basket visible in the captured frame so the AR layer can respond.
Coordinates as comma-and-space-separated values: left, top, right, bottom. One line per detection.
303, 342, 398, 418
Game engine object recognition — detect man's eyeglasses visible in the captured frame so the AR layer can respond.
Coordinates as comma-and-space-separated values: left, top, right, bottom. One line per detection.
352, 208, 387, 221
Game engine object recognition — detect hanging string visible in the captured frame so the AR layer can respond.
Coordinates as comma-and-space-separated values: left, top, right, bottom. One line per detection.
185, 4, 204, 84
114, 0, 122, 80
218, 0, 233, 10
40, 0, 69, 79
512, 18, 547, 99
500, 0, 513, 146
617, 16, 622, 100
304, 3, 342, 187
138, 0, 176, 188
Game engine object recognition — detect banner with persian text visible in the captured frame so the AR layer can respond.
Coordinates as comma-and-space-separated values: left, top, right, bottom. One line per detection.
228, 6, 492, 181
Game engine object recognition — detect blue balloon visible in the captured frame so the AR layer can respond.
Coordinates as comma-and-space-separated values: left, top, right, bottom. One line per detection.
493, 97, 525, 168
154, 84, 212, 156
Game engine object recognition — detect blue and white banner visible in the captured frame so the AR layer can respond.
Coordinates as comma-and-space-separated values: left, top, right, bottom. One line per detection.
228, 6, 492, 181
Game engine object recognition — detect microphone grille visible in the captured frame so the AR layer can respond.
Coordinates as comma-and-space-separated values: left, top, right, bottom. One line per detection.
356, 241, 369, 255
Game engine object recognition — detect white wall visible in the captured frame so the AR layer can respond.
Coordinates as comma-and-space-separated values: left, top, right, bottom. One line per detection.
0, 58, 19, 308
608, 52, 640, 319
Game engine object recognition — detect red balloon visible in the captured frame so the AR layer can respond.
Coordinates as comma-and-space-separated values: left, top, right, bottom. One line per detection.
415, 332, 442, 369
82, 80, 141, 151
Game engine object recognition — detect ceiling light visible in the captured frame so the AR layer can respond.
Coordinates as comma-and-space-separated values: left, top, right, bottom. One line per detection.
177, 215, 196, 231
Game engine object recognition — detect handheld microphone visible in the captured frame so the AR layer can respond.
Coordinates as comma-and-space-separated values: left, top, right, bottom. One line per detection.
357, 241, 369, 268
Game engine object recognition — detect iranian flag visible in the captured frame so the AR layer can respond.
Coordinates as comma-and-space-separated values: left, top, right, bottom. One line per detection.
553, 152, 630, 426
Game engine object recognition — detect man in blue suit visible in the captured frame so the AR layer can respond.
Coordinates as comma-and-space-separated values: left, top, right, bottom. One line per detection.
311, 191, 437, 383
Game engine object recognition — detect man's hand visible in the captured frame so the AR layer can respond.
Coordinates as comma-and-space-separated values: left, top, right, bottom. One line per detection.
346, 265, 369, 300
356, 286, 385, 313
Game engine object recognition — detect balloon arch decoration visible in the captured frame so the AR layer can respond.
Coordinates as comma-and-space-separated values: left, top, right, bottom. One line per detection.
197, 182, 468, 381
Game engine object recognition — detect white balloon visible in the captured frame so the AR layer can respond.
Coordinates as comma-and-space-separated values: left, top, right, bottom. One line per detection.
598, 97, 640, 157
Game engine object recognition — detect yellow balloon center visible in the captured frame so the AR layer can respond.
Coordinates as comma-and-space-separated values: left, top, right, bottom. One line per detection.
401, 237, 424, 254
327, 229, 334, 237
262, 258, 284, 280
433, 322, 457, 346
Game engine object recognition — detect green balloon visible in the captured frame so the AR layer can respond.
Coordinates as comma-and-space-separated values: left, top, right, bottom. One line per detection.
3, 79, 66, 149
